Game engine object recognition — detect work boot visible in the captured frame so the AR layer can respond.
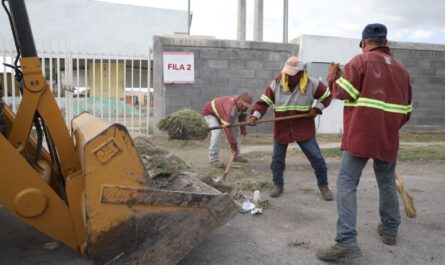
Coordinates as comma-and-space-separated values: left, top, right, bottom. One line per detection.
316, 243, 362, 261
319, 186, 333, 201
269, 186, 283, 197
233, 155, 248, 163
209, 160, 225, 169
377, 223, 397, 245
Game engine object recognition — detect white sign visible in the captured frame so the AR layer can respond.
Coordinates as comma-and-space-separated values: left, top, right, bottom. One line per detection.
163, 52, 195, 84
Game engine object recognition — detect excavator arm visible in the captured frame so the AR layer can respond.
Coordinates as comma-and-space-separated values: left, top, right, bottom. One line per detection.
0, 0, 238, 264
1, 0, 86, 251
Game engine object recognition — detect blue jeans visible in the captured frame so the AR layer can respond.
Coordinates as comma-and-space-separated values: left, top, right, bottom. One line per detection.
271, 137, 328, 187
335, 151, 400, 247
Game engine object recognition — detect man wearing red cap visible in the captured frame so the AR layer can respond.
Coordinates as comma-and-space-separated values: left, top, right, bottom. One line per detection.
249, 56, 333, 201
317, 23, 412, 261
202, 92, 253, 168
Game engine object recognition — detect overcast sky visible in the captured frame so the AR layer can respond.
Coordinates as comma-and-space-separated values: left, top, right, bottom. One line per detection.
99, 0, 445, 44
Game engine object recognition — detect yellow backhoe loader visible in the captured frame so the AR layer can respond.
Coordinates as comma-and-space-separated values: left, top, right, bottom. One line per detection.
0, 0, 237, 264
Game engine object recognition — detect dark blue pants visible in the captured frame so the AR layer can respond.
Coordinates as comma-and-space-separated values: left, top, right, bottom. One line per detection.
271, 137, 328, 187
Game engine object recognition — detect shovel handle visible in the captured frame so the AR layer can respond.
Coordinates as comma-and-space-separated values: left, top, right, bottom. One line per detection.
223, 153, 237, 180
208, 113, 310, 131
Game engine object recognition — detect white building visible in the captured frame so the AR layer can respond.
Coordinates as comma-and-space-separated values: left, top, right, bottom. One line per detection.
0, 0, 189, 56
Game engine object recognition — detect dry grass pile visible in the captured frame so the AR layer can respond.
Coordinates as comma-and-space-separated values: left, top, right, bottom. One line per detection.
133, 136, 189, 189
157, 108, 208, 140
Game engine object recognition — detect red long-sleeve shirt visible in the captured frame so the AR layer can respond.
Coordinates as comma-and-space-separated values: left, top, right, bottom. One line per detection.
202, 96, 247, 152
328, 46, 412, 162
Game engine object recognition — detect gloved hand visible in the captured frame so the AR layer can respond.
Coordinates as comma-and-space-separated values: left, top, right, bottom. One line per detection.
329, 62, 342, 76
240, 127, 247, 136
308, 108, 321, 118
249, 116, 258, 126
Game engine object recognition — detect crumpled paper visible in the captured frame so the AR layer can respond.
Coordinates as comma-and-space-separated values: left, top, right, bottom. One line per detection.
240, 200, 263, 215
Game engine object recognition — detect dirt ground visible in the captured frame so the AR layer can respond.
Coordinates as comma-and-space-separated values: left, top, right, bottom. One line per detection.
1, 134, 444, 265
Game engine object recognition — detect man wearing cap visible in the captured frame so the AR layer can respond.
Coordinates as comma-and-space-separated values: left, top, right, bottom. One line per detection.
316, 23, 412, 261
249, 56, 333, 201
202, 92, 252, 168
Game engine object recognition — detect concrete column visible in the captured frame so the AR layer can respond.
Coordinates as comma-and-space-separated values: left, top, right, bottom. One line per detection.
237, 0, 246, 41
283, 0, 288, 43
187, 0, 191, 35
253, 0, 263, 41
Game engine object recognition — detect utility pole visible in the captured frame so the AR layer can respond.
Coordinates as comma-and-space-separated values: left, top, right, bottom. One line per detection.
283, 0, 288, 43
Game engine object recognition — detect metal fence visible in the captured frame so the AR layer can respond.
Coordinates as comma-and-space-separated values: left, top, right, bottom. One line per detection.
1, 39, 152, 135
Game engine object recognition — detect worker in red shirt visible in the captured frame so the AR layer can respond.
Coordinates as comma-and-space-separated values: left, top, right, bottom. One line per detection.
249, 56, 333, 201
202, 92, 252, 168
317, 23, 412, 261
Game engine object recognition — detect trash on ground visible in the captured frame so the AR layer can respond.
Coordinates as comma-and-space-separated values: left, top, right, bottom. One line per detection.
253, 190, 261, 203
240, 199, 263, 215
250, 207, 263, 215
240, 200, 256, 213
258, 199, 271, 209
287, 240, 311, 249
43, 241, 60, 250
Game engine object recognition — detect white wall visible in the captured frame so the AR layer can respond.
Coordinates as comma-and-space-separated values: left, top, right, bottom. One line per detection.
295, 35, 362, 65
0, 0, 188, 56
293, 35, 362, 133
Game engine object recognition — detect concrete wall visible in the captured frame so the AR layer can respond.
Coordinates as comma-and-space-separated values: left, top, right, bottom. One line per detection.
152, 34, 445, 135
391, 42, 445, 132
153, 36, 298, 134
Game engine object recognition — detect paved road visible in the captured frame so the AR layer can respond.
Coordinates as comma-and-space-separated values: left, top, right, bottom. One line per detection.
1, 157, 444, 265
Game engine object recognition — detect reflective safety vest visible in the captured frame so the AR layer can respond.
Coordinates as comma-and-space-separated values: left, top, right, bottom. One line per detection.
211, 99, 230, 125
260, 76, 329, 112
335, 76, 412, 115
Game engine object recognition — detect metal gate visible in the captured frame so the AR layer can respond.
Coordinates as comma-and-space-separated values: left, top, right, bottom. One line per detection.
1, 39, 152, 135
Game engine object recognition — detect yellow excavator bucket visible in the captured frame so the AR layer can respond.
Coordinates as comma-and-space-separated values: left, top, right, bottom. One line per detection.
1, 1, 238, 264
73, 113, 238, 264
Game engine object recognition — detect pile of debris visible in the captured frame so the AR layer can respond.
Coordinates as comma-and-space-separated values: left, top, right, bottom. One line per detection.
157, 108, 208, 140
133, 136, 235, 195
133, 136, 188, 189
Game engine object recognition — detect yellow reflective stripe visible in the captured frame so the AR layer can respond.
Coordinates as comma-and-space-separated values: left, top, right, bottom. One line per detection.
261, 94, 274, 106
274, 105, 312, 112
336, 77, 360, 100
211, 100, 230, 125
319, 88, 331, 101
344, 97, 412, 114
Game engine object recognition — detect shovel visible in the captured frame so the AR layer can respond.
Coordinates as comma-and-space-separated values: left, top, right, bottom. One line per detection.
212, 152, 237, 183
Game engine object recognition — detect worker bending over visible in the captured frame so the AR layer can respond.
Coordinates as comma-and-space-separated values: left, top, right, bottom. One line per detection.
202, 92, 253, 168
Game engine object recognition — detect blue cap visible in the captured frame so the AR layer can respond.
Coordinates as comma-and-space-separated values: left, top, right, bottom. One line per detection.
362, 23, 387, 40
